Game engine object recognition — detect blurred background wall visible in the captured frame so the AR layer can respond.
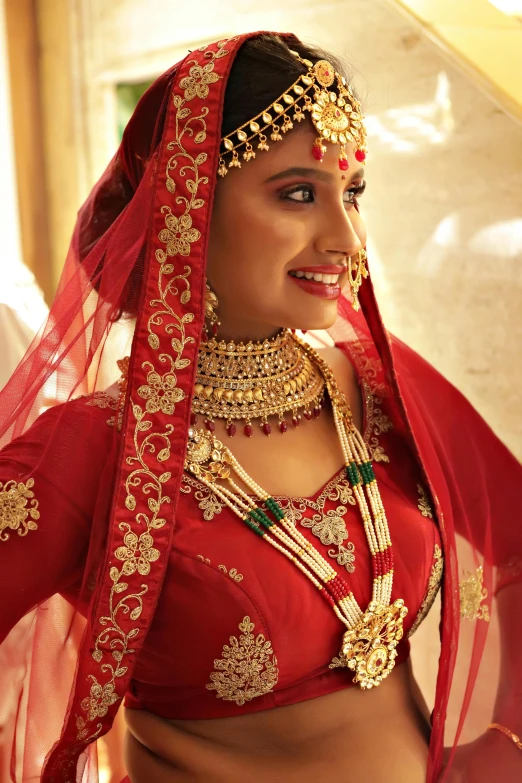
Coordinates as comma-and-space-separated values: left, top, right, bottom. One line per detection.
1, 0, 521, 779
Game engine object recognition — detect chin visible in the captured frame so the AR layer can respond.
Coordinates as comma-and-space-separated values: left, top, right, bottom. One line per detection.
288, 304, 339, 332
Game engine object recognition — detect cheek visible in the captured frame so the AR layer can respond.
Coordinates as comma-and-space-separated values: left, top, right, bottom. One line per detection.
210, 196, 309, 279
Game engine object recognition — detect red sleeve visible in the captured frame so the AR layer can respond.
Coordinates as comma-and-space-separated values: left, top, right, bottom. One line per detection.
0, 398, 118, 643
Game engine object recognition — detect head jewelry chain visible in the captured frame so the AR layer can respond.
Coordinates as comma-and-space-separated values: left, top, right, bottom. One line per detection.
218, 50, 367, 176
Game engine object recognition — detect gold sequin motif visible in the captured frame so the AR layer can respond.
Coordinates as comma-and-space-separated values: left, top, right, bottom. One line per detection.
460, 565, 490, 622
417, 484, 433, 518
207, 616, 278, 705
0, 478, 40, 542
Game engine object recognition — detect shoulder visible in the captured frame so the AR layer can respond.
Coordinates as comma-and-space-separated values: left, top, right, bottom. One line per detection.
1, 393, 120, 469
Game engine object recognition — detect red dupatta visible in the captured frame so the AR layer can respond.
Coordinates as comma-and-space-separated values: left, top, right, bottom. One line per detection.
0, 31, 520, 783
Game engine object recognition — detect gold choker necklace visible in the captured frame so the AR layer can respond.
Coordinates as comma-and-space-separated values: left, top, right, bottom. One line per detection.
192, 331, 325, 437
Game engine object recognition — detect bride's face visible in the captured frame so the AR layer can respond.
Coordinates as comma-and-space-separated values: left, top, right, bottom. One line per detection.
206, 123, 367, 342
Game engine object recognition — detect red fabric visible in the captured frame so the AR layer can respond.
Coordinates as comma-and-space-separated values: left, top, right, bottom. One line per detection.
0, 31, 520, 783
125, 366, 440, 719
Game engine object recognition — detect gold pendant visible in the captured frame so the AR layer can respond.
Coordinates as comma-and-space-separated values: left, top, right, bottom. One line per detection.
331, 599, 408, 689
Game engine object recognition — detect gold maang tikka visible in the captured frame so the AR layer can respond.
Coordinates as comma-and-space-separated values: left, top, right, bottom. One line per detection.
218, 50, 367, 176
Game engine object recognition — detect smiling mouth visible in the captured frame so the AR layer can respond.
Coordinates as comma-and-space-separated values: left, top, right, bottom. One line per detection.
289, 270, 342, 285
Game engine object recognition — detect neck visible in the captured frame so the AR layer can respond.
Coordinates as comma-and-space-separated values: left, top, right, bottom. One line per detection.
208, 321, 284, 345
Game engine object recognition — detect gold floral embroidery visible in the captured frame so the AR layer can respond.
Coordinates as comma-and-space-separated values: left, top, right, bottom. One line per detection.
181, 473, 225, 520
346, 339, 393, 463
85, 392, 119, 411
0, 478, 40, 542
137, 364, 185, 415
84, 358, 129, 429
277, 471, 356, 573
408, 544, 443, 637
158, 211, 201, 257
460, 565, 490, 622
115, 529, 160, 576
363, 381, 393, 463
77, 41, 233, 740
417, 484, 433, 519
179, 61, 220, 101
196, 554, 244, 582
207, 616, 278, 705
84, 398, 112, 428
185, 470, 357, 572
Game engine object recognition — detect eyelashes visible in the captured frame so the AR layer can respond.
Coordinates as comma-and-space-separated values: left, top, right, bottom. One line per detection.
280, 180, 367, 205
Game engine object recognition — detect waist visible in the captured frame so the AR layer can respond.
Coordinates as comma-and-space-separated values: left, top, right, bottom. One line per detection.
124, 661, 431, 783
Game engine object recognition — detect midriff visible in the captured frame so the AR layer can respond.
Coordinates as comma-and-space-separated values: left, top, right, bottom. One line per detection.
124, 660, 430, 782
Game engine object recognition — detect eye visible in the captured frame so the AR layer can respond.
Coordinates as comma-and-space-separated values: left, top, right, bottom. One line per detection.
344, 180, 367, 205
280, 180, 367, 206
280, 184, 315, 203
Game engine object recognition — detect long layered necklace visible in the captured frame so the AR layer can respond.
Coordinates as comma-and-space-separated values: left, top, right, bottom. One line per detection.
186, 332, 407, 689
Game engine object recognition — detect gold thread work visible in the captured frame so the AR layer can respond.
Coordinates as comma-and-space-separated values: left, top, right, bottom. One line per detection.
0, 478, 40, 542
196, 554, 244, 582
207, 616, 279, 705
76, 40, 232, 741
408, 544, 443, 637
417, 484, 434, 519
460, 565, 490, 622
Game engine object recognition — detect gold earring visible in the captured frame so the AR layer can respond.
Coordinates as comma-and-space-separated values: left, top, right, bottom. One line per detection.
204, 282, 221, 337
348, 249, 368, 312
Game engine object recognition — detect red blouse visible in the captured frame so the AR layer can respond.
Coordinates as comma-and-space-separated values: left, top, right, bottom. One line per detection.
0, 385, 441, 723
124, 387, 442, 719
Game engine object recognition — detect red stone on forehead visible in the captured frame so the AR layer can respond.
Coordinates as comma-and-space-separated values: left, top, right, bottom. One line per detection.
338, 158, 349, 171
355, 149, 366, 162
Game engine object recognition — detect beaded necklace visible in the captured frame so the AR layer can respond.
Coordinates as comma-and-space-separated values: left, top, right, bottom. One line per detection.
186, 334, 407, 689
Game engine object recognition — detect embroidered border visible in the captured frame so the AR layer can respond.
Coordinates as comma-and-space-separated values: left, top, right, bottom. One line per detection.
72, 40, 235, 749
408, 543, 443, 637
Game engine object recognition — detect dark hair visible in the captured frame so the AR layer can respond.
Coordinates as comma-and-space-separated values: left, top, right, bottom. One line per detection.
221, 34, 354, 138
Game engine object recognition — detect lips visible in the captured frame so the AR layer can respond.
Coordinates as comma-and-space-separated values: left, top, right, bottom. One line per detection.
287, 264, 346, 299
288, 274, 342, 300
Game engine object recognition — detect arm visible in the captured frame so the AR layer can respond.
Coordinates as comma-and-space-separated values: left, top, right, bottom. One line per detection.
0, 398, 118, 642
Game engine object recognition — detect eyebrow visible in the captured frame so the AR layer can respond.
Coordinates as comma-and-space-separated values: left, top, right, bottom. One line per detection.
264, 166, 365, 184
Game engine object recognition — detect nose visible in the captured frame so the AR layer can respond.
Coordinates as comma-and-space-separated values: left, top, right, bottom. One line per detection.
314, 202, 364, 260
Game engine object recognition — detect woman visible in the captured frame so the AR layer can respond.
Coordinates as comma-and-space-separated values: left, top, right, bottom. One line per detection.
0, 32, 520, 783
